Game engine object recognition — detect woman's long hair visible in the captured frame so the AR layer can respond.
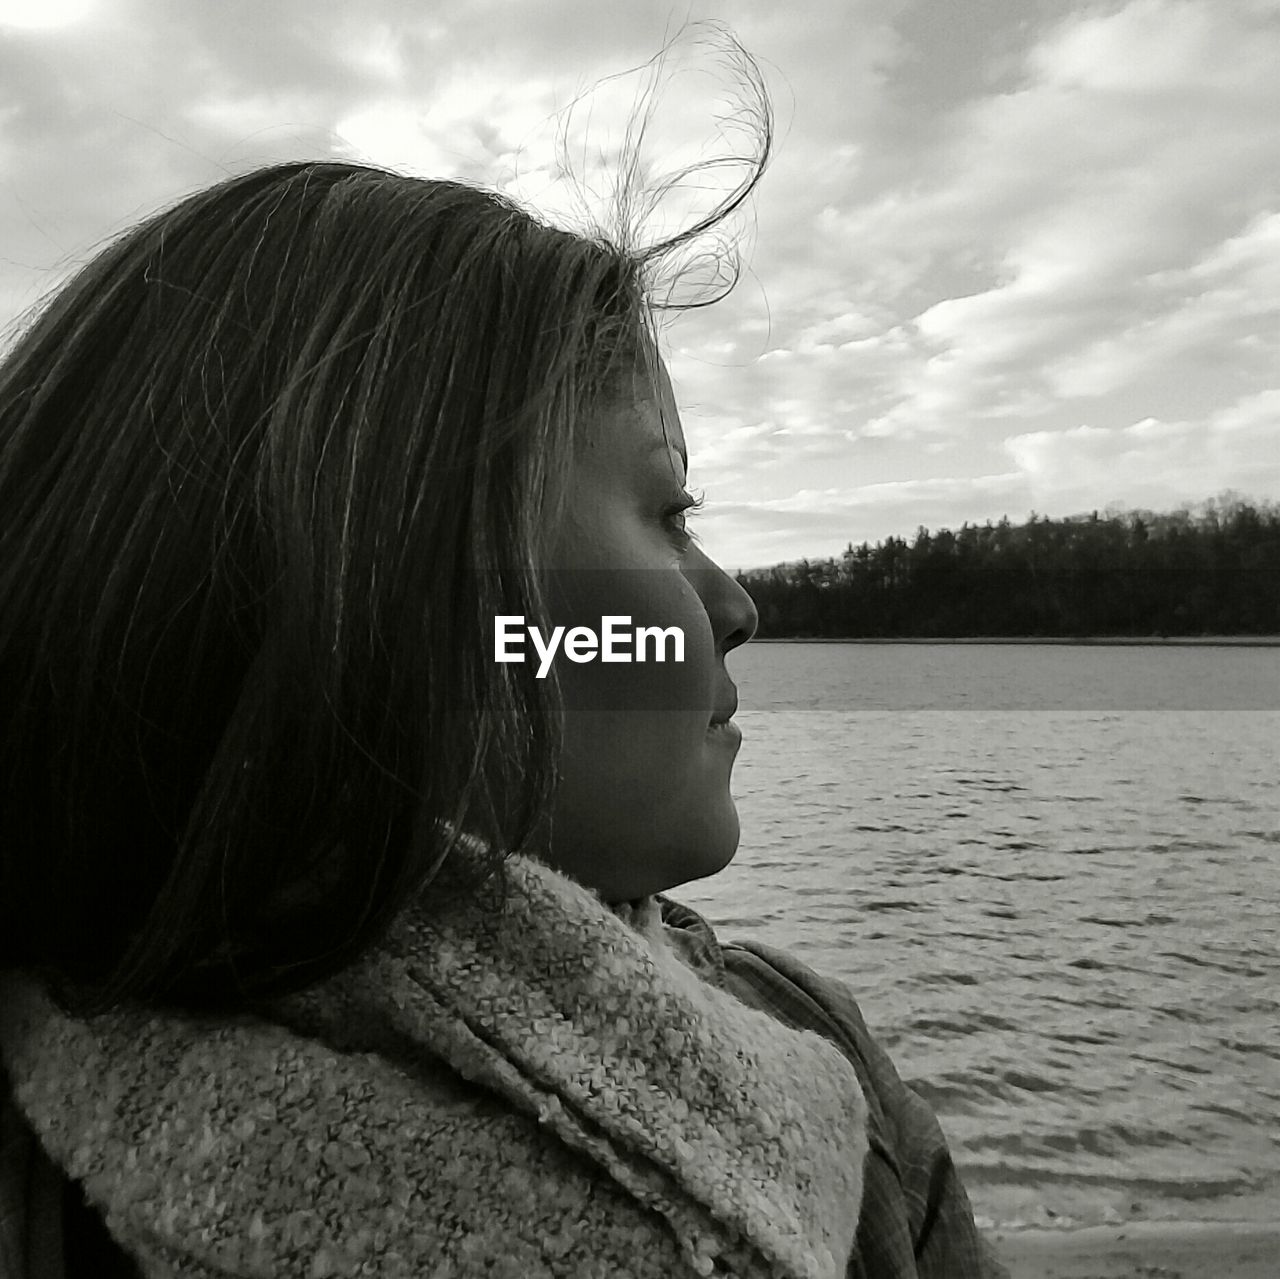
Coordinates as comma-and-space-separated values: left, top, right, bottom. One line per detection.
0, 27, 770, 1016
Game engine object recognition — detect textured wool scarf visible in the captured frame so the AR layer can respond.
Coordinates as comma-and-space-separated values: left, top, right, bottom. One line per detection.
0, 852, 868, 1278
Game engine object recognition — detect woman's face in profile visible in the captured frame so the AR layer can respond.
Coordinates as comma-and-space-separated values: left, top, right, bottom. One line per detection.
538, 355, 758, 902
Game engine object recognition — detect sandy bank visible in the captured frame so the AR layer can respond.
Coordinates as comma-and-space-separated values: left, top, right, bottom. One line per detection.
990, 1220, 1280, 1278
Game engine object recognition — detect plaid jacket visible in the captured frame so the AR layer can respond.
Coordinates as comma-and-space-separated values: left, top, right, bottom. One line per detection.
658, 897, 1011, 1279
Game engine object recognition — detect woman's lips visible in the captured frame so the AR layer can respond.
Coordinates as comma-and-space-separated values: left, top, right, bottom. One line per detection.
706, 719, 742, 747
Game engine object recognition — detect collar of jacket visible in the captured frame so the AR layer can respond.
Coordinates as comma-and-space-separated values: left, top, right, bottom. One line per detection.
654, 896, 731, 987
1, 854, 868, 1279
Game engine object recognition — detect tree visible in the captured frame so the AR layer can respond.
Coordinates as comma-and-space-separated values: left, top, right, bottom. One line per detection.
734, 495, 1280, 637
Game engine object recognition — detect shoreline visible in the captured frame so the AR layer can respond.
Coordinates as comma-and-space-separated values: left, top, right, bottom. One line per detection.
751, 635, 1280, 646
990, 1220, 1280, 1278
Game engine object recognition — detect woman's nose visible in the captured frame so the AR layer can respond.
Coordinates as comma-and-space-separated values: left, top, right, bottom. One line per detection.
684, 548, 759, 653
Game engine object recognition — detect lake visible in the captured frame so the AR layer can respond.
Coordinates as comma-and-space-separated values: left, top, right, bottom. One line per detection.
673, 641, 1280, 1231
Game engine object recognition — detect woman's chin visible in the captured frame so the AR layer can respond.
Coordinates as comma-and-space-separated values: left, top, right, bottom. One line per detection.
546, 790, 741, 901
668, 805, 741, 890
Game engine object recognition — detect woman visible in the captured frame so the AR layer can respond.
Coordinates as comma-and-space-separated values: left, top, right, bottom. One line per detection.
0, 94, 1008, 1279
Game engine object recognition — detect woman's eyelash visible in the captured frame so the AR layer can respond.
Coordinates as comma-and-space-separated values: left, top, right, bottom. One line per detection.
664, 488, 706, 549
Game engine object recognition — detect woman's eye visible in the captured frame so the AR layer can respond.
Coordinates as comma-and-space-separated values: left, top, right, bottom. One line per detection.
663, 489, 705, 552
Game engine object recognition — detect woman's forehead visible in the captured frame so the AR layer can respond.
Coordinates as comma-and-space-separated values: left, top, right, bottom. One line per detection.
637, 357, 685, 450
589, 355, 686, 466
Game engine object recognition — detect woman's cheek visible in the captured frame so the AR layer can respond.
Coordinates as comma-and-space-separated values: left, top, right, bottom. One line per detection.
552, 581, 705, 711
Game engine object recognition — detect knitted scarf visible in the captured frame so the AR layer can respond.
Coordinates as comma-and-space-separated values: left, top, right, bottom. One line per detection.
0, 853, 868, 1278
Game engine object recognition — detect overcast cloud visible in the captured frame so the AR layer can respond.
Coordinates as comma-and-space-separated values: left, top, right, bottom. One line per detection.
2, 0, 1277, 569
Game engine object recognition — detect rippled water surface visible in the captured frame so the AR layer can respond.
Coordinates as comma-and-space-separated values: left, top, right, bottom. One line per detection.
674, 643, 1280, 1229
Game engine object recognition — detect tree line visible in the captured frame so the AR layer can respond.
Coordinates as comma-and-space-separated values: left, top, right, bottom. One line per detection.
735, 493, 1280, 638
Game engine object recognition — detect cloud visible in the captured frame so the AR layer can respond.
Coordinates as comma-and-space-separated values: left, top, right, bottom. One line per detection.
811, 0, 1280, 441
2, 0, 1277, 570
1044, 211, 1280, 400
1027, 0, 1274, 92
334, 72, 561, 186
0, 0, 94, 31
1003, 390, 1280, 514
700, 472, 1036, 569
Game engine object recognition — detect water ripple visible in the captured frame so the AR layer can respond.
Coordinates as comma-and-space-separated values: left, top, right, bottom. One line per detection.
676, 695, 1280, 1230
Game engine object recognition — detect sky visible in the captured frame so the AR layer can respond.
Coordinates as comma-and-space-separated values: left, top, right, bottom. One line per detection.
1, 0, 1278, 572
